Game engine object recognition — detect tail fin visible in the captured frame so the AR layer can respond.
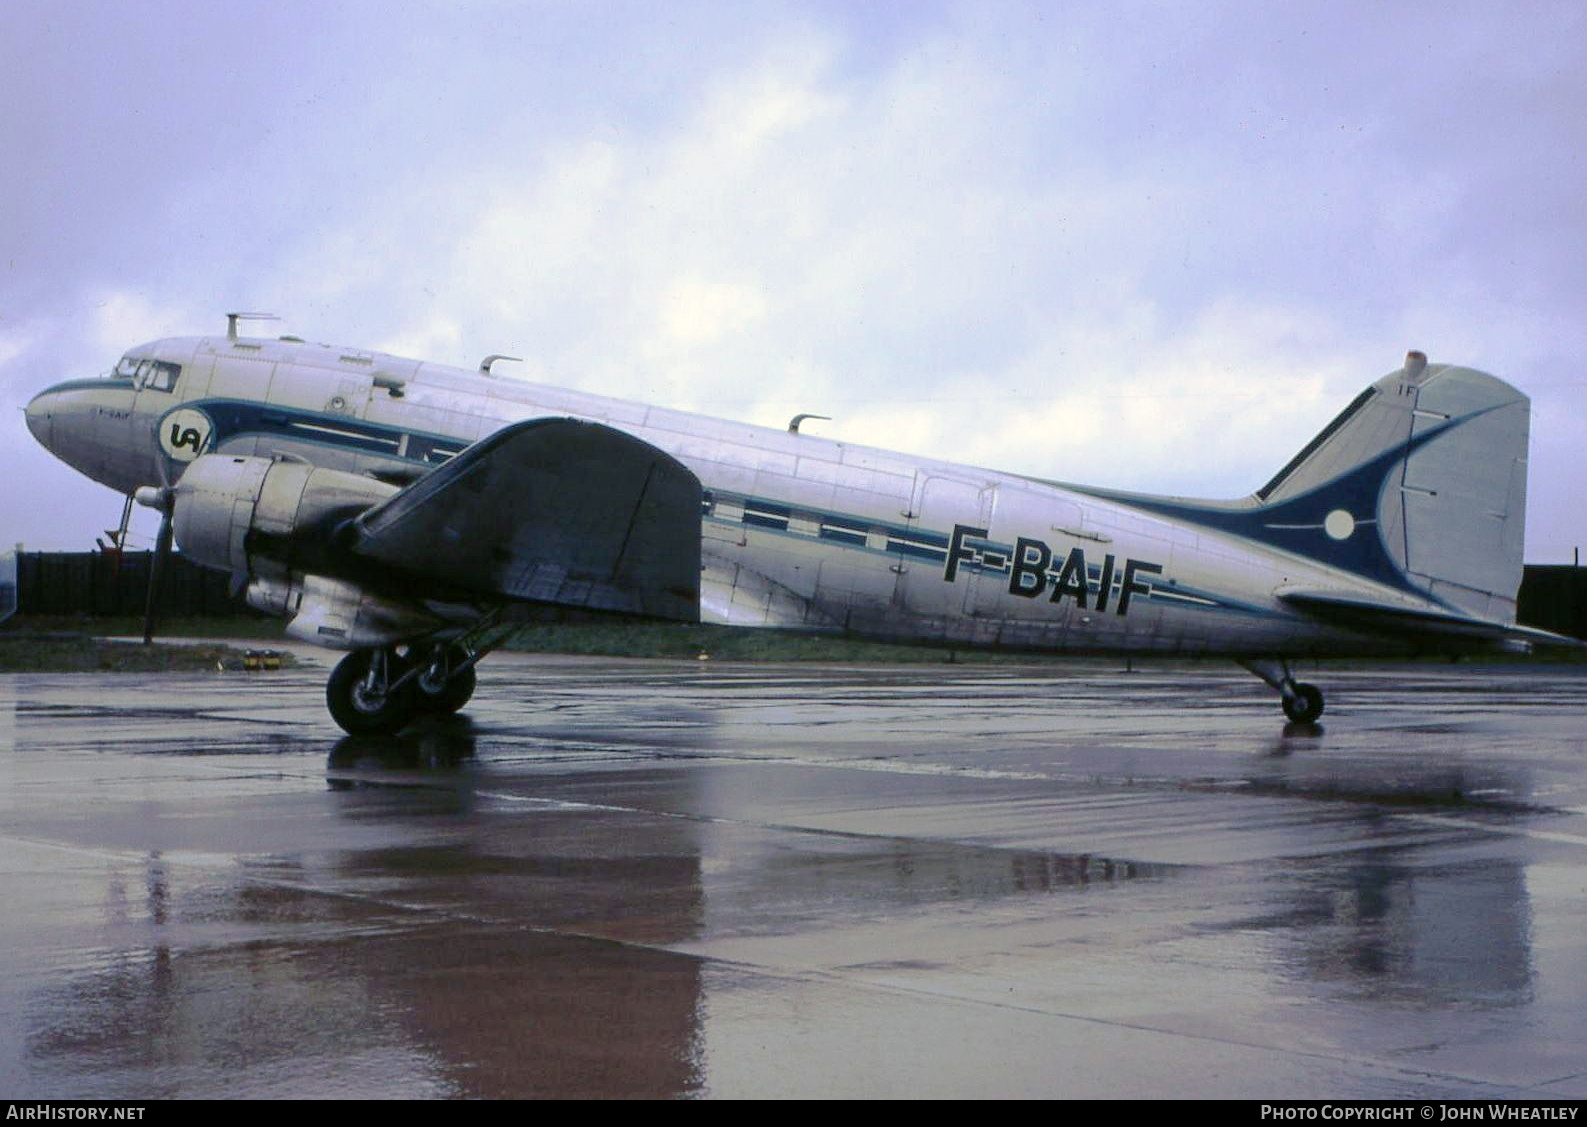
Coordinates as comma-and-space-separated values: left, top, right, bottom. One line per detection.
1256, 352, 1529, 621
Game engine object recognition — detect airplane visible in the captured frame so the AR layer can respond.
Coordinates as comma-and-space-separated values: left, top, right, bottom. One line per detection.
24, 315, 1573, 734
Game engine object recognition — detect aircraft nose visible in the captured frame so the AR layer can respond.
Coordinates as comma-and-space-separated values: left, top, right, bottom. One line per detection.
24, 388, 55, 448
24, 379, 147, 494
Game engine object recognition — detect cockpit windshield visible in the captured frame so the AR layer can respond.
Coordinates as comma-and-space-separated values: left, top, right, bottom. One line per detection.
115, 355, 182, 392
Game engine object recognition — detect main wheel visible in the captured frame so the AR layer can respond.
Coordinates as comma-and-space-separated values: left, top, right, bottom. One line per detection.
415, 664, 476, 714
326, 649, 417, 735
1281, 681, 1324, 724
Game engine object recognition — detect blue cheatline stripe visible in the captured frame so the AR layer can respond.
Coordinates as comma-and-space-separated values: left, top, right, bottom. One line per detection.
192, 397, 431, 458
36, 377, 137, 394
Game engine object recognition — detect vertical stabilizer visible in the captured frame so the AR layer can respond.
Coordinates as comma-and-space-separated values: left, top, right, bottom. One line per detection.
1257, 353, 1529, 621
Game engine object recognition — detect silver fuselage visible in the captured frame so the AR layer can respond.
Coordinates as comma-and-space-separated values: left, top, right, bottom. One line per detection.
26, 334, 1417, 657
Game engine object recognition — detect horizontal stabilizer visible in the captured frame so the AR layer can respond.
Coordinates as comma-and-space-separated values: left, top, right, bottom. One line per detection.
1276, 588, 1581, 649
351, 418, 702, 621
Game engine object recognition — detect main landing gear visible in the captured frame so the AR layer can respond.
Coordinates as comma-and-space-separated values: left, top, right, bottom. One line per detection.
1237, 658, 1325, 724
325, 642, 481, 735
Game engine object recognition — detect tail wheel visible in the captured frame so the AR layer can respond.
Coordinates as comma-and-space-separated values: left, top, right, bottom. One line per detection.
326, 649, 417, 735
1282, 682, 1325, 724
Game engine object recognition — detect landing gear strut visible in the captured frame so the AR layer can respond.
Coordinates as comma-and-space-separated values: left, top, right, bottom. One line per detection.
1237, 658, 1325, 724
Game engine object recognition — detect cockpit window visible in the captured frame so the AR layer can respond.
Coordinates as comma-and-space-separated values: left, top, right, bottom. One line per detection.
115, 356, 182, 392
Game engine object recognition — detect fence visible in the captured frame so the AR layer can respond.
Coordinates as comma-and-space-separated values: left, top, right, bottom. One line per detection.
1516, 565, 1587, 644
12, 551, 245, 618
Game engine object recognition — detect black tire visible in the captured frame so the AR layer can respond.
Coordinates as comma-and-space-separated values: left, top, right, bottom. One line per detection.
326, 650, 416, 735
415, 664, 476, 715
1282, 682, 1325, 724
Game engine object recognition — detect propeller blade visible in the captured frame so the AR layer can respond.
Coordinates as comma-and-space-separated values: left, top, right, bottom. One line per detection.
141, 490, 175, 645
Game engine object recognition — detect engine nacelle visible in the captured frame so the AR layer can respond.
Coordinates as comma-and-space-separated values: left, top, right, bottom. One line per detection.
247, 573, 445, 650
171, 453, 398, 579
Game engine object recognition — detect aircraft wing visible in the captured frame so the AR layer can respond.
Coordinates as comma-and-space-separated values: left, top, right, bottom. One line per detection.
349, 417, 702, 621
1275, 588, 1582, 649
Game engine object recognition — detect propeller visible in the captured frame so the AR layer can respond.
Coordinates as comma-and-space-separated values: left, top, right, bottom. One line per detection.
133, 484, 175, 645
131, 405, 191, 645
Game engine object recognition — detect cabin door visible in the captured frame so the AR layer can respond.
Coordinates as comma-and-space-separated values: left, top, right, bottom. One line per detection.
894, 472, 995, 621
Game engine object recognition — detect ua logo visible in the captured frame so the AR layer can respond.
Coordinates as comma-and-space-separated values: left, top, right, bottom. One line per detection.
158, 408, 214, 462
169, 423, 203, 453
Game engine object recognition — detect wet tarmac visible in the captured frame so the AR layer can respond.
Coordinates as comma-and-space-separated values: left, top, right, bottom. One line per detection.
2, 653, 1586, 1099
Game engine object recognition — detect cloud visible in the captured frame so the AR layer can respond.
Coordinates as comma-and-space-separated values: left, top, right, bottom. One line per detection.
656, 278, 770, 348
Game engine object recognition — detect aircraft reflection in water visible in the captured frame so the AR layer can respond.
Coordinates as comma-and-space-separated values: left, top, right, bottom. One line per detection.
18, 800, 1536, 1097
328, 717, 480, 775
26, 316, 1572, 733
24, 844, 711, 1098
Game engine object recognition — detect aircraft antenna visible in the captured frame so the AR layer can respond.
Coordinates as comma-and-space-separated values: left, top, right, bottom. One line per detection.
788, 413, 831, 434
479, 354, 523, 377
226, 312, 280, 341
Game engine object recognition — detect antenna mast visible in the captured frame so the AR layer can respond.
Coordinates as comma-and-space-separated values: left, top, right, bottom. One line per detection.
225, 312, 279, 341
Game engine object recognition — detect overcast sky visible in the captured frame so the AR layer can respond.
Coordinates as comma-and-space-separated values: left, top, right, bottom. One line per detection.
3, 0, 1583, 560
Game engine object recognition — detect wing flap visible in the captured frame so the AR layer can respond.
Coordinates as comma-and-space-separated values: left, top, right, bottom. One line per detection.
351, 418, 701, 621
